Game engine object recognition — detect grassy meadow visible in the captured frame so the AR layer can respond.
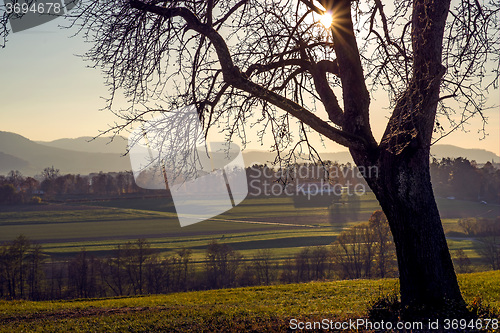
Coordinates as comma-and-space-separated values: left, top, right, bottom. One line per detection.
0, 271, 498, 332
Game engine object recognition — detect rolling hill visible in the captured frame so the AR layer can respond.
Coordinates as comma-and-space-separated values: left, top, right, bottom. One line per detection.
36, 136, 128, 154
430, 144, 499, 163
0, 131, 498, 176
0, 152, 30, 174
239, 146, 498, 165
0, 131, 130, 176
37, 135, 500, 165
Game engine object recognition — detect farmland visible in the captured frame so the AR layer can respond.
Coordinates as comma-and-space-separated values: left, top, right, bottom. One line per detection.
0, 193, 498, 266
0, 180, 499, 332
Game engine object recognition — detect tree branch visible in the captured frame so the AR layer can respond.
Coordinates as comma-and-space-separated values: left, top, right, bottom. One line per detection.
380, 0, 451, 153
129, 0, 365, 149
330, 0, 376, 149
310, 60, 344, 126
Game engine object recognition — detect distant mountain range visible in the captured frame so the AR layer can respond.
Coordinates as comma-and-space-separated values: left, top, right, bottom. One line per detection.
36, 136, 128, 154
0, 131, 498, 176
0, 132, 130, 176
428, 145, 499, 163
243, 146, 499, 166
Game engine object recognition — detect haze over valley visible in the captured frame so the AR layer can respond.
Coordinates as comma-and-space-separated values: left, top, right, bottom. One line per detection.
0, 131, 498, 176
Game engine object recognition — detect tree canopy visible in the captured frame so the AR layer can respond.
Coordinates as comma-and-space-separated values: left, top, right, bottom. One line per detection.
44, 0, 496, 163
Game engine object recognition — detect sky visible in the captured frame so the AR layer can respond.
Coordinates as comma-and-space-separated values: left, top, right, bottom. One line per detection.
0, 10, 498, 155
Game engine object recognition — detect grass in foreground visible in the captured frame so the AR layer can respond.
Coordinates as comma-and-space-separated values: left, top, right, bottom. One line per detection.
0, 271, 498, 332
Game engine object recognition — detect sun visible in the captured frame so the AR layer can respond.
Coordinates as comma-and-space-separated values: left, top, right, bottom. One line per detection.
319, 11, 333, 28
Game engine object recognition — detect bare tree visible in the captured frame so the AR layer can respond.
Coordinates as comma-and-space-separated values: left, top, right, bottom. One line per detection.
476, 218, 500, 270
332, 211, 396, 279
253, 249, 277, 285
368, 210, 396, 278
332, 223, 373, 279
293, 246, 333, 282
0, 243, 16, 298
279, 258, 295, 283
27, 244, 45, 300
145, 253, 166, 294
458, 218, 478, 236
205, 240, 242, 288
124, 239, 154, 295
68, 249, 90, 298
309, 246, 331, 280
453, 249, 472, 274
478, 236, 500, 271
295, 247, 312, 281
176, 247, 192, 291
11, 235, 31, 299
99, 245, 128, 296
2, 0, 497, 316
48, 257, 66, 300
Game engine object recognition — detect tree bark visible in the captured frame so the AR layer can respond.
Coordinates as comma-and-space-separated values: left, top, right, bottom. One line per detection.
352, 145, 467, 318
343, 0, 468, 318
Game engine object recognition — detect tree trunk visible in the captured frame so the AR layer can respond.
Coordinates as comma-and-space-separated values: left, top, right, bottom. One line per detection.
352, 145, 467, 318
346, 1, 468, 317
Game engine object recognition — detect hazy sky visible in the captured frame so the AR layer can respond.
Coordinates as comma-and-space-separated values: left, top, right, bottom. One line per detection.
0, 13, 498, 154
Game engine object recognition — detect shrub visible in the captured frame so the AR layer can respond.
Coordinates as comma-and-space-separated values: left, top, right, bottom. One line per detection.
30, 196, 42, 204
367, 292, 401, 323
468, 297, 500, 319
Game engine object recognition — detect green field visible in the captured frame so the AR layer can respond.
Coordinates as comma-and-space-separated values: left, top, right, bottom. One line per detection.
0, 194, 498, 263
0, 270, 498, 332
0, 196, 498, 331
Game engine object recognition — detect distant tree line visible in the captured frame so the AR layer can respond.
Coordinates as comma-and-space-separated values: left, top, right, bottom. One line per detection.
246, 161, 369, 194
0, 170, 41, 205
0, 157, 497, 204
430, 158, 499, 202
454, 217, 500, 272
0, 167, 157, 204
